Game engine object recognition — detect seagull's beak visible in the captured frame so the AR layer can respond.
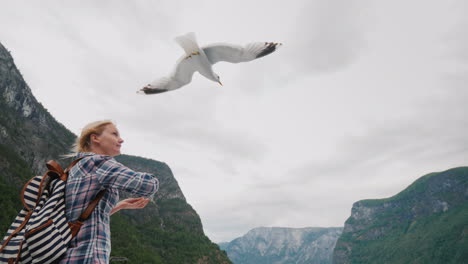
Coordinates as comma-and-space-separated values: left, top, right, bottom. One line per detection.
218, 80, 223, 86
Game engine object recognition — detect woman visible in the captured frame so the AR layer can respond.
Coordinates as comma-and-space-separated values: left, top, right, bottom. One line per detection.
59, 120, 159, 264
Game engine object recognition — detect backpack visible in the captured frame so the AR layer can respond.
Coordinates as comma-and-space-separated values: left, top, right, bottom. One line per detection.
0, 159, 105, 264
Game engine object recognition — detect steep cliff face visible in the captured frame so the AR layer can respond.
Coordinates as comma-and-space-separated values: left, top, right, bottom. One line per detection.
0, 44, 75, 177
333, 167, 468, 264
0, 42, 231, 264
0, 42, 75, 175
0, 42, 75, 233
220, 227, 343, 264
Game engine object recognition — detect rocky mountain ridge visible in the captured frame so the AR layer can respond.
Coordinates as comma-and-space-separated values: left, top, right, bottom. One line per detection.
0, 42, 75, 175
220, 226, 343, 264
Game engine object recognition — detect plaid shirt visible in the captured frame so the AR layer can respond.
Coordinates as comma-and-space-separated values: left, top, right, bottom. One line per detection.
59, 152, 159, 264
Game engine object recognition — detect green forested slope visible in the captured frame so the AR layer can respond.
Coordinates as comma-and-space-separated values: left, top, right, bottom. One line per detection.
333, 167, 468, 264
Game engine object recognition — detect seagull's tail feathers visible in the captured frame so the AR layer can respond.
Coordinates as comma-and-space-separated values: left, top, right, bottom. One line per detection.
175, 32, 201, 55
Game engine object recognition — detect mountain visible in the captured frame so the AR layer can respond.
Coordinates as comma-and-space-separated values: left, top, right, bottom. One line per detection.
0, 42, 77, 233
220, 227, 343, 264
333, 167, 468, 264
0, 42, 231, 264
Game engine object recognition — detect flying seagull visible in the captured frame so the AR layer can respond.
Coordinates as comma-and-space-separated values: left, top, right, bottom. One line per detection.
139, 32, 281, 94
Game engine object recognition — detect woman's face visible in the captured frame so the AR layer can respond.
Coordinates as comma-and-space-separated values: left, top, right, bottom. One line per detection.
91, 124, 124, 156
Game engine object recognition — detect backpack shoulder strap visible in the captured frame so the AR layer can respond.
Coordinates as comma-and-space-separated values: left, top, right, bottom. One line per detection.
58, 157, 106, 220
69, 190, 106, 237
80, 190, 106, 221
46, 157, 83, 181
57, 157, 107, 237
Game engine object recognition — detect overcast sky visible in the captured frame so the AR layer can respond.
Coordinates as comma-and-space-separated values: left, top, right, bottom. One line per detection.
1, 0, 467, 243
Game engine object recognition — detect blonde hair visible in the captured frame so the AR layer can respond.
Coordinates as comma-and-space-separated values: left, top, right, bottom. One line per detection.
64, 120, 114, 157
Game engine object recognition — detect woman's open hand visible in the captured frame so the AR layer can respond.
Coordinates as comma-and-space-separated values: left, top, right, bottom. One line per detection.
110, 197, 150, 215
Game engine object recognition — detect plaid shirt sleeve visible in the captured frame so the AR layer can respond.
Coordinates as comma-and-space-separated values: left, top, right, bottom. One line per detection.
95, 157, 159, 197
60, 153, 160, 263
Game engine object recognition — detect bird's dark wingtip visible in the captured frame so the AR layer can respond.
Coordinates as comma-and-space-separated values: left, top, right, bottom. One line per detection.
256, 42, 282, 59
139, 87, 169, 95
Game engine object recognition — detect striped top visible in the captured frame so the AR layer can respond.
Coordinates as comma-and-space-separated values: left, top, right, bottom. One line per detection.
59, 152, 159, 264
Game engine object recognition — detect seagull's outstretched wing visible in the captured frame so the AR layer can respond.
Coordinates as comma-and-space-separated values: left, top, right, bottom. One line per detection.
139, 56, 198, 94
202, 42, 281, 65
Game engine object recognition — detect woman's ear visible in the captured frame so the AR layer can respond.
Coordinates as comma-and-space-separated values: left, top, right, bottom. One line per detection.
90, 133, 100, 145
